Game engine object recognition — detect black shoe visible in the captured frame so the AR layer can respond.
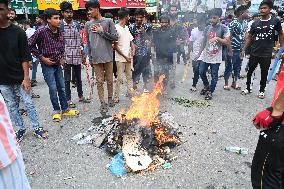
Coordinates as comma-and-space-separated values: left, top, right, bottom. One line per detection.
33, 127, 48, 139
16, 129, 27, 142
31, 81, 37, 87
200, 88, 208, 95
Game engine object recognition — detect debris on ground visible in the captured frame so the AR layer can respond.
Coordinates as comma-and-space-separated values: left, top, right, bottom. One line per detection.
108, 153, 128, 177
171, 97, 211, 108
224, 146, 248, 155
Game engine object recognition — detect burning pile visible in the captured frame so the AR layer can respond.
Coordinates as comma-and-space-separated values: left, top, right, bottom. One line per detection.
73, 76, 182, 175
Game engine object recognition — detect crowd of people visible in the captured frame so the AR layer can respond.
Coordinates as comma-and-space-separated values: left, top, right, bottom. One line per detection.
1, 0, 284, 187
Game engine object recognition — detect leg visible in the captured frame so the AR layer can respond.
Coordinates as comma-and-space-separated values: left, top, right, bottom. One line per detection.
246, 56, 259, 91
232, 51, 242, 84
54, 65, 69, 111
199, 61, 210, 89
41, 64, 61, 113
133, 55, 143, 84
31, 59, 39, 82
209, 63, 221, 93
192, 60, 200, 87
64, 64, 72, 102
73, 65, 83, 98
259, 57, 272, 92
104, 62, 114, 102
0, 85, 25, 130
93, 64, 105, 103
114, 62, 125, 99
170, 52, 177, 87
18, 85, 40, 130
224, 55, 232, 85
125, 61, 133, 95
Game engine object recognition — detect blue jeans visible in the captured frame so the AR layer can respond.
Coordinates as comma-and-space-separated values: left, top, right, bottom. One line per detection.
192, 60, 202, 87
199, 62, 221, 93
41, 64, 68, 113
224, 51, 242, 82
133, 55, 151, 83
0, 85, 40, 131
31, 59, 39, 81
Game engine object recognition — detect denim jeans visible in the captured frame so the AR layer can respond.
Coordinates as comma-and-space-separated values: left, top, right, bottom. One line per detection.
64, 64, 83, 101
224, 51, 242, 82
199, 61, 221, 93
133, 55, 151, 83
192, 60, 202, 87
41, 64, 68, 113
154, 58, 172, 86
31, 59, 39, 81
0, 84, 40, 131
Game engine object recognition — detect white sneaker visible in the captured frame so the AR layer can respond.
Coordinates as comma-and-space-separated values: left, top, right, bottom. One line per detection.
258, 92, 265, 99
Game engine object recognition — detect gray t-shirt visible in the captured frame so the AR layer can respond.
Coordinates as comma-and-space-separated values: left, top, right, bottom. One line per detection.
86, 18, 118, 64
200, 24, 230, 64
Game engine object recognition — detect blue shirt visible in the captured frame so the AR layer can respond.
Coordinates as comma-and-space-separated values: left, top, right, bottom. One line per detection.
229, 19, 247, 52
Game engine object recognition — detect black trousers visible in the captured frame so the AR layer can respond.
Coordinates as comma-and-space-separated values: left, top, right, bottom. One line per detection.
64, 64, 83, 101
246, 56, 271, 92
251, 124, 284, 189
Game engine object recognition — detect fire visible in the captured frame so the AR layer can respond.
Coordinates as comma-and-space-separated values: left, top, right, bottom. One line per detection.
155, 127, 181, 145
118, 75, 165, 126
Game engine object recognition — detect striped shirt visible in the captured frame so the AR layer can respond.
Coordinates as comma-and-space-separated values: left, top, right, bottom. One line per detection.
229, 19, 247, 52
0, 93, 18, 170
28, 25, 65, 64
62, 21, 82, 65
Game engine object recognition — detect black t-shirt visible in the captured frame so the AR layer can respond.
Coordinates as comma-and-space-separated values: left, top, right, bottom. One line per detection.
250, 17, 282, 57
153, 27, 176, 60
0, 24, 31, 85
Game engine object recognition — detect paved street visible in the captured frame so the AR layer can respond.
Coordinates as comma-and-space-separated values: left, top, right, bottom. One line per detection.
19, 59, 276, 189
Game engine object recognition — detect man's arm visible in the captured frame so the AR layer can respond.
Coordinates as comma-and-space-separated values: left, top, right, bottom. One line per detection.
113, 42, 130, 62
98, 20, 118, 41
28, 29, 43, 60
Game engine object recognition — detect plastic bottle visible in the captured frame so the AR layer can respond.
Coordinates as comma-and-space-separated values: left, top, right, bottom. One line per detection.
225, 147, 248, 155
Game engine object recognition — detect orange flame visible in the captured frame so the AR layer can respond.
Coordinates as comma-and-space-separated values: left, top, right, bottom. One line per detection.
118, 75, 165, 126
155, 127, 181, 145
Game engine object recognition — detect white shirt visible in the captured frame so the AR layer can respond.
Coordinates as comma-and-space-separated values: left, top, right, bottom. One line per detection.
25, 28, 37, 62
189, 27, 204, 60
115, 24, 134, 62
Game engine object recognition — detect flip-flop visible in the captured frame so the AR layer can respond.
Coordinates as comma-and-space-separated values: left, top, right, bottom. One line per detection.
231, 84, 241, 90
68, 102, 76, 108
52, 113, 62, 122
62, 109, 80, 116
223, 85, 231, 90
79, 97, 91, 103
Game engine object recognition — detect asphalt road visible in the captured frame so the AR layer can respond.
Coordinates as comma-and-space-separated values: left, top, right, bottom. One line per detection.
18, 58, 276, 189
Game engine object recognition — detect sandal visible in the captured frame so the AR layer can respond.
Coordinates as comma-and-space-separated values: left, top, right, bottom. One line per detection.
68, 101, 76, 108
32, 93, 40, 98
223, 85, 231, 91
190, 86, 197, 92
231, 84, 241, 90
79, 97, 91, 103
33, 127, 48, 139
241, 89, 251, 95
52, 113, 62, 122
200, 88, 209, 95
205, 91, 213, 100
19, 108, 27, 116
100, 103, 108, 115
108, 100, 115, 107
62, 109, 80, 116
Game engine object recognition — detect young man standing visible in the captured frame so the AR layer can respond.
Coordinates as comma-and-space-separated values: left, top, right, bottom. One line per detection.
242, 0, 284, 99
29, 8, 79, 122
7, 8, 17, 25
85, 0, 118, 114
129, 9, 152, 91
152, 14, 177, 88
196, 8, 230, 100
0, 0, 47, 141
60, 1, 90, 108
224, 5, 248, 90
189, 16, 206, 92
113, 7, 134, 103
